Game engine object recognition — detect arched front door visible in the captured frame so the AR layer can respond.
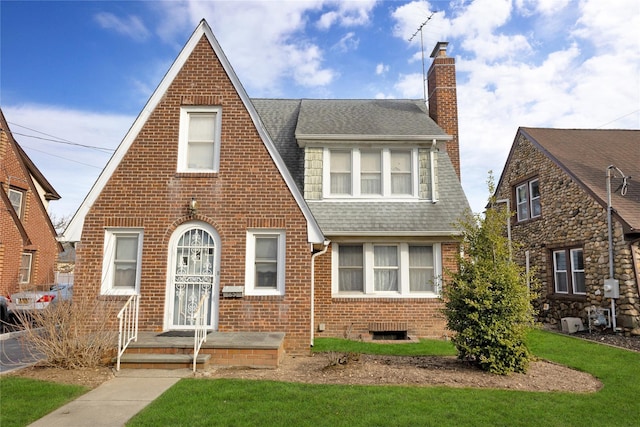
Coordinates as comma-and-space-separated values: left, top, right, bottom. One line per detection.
165, 222, 219, 330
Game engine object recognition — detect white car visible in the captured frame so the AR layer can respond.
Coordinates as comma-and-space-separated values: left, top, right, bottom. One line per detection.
7, 284, 73, 316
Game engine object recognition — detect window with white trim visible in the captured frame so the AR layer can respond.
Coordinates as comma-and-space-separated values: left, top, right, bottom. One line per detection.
245, 230, 286, 296
332, 243, 441, 297
325, 148, 417, 198
19, 252, 32, 284
515, 178, 541, 222
177, 106, 222, 173
553, 248, 585, 295
8, 188, 24, 219
101, 229, 143, 295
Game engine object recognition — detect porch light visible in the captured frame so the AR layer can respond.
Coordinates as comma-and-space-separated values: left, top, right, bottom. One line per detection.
188, 197, 199, 215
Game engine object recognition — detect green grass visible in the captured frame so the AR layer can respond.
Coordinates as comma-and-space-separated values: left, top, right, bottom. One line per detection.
0, 377, 87, 427
127, 329, 640, 427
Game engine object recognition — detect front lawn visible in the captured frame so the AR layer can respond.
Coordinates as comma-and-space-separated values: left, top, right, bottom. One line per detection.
127, 329, 640, 426
0, 377, 87, 427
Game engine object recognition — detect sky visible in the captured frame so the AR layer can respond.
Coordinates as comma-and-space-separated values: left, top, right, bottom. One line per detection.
1, 0, 639, 222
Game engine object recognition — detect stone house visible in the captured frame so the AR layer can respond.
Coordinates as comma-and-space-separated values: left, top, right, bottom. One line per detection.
495, 127, 639, 334
0, 108, 62, 296
63, 20, 469, 354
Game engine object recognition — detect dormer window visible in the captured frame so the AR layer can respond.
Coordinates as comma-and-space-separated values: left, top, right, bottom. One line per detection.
177, 106, 222, 173
324, 148, 417, 198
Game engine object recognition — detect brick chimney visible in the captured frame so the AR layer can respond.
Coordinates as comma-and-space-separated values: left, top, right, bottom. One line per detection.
427, 42, 460, 179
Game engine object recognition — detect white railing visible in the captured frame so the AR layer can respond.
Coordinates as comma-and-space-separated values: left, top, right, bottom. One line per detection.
192, 292, 209, 372
116, 294, 139, 371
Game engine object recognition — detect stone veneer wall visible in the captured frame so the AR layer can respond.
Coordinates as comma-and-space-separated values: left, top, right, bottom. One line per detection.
495, 133, 640, 335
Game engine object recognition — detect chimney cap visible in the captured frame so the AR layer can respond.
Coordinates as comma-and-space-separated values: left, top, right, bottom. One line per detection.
430, 42, 449, 58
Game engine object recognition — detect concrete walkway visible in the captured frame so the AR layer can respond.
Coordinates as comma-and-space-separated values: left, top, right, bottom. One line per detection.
28, 369, 191, 427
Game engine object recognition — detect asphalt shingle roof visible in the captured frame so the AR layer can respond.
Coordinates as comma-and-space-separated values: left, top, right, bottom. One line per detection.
251, 98, 470, 237
520, 127, 640, 233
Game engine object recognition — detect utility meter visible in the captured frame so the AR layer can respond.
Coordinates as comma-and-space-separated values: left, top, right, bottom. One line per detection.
604, 278, 620, 299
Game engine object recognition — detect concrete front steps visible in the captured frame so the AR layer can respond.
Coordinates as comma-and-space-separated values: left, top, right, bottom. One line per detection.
117, 331, 285, 370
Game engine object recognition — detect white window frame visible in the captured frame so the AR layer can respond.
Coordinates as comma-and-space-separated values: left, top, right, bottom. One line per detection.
331, 242, 441, 298
323, 148, 418, 199
101, 228, 144, 296
177, 106, 222, 173
553, 248, 585, 295
516, 178, 541, 222
8, 188, 24, 218
245, 229, 286, 296
19, 252, 32, 284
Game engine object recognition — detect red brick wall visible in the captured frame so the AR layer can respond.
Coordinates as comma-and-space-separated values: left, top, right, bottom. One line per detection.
1, 119, 60, 296
75, 36, 313, 353
313, 242, 460, 341
427, 55, 460, 179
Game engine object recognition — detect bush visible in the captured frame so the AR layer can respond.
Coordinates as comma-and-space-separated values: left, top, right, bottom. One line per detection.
443, 178, 537, 375
14, 297, 118, 369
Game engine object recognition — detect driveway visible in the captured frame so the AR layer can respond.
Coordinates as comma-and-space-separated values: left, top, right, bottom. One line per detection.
0, 330, 44, 374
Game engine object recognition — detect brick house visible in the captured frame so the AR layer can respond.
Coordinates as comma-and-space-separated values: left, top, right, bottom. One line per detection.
495, 127, 640, 335
64, 20, 469, 353
0, 108, 62, 297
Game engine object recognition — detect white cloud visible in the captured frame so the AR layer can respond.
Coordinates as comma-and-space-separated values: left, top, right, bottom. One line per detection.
376, 63, 389, 75
316, 0, 377, 30
94, 12, 150, 42
3, 104, 133, 218
333, 32, 359, 52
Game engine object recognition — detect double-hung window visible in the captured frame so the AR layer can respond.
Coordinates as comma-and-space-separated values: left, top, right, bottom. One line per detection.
245, 230, 286, 296
178, 106, 222, 173
19, 252, 33, 284
326, 148, 416, 198
333, 243, 440, 297
101, 229, 143, 295
515, 178, 541, 222
553, 248, 585, 295
8, 188, 24, 218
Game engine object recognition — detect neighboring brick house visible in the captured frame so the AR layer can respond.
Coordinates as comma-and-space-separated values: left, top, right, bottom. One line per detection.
495, 128, 640, 335
64, 20, 469, 353
0, 108, 62, 297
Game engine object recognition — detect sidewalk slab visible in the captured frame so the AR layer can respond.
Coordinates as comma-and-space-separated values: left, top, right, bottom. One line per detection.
28, 369, 190, 427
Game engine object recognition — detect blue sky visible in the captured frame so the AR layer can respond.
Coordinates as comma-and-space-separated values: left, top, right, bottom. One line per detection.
2, 0, 639, 220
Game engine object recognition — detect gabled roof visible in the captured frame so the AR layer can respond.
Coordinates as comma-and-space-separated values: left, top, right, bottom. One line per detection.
63, 20, 324, 244
506, 127, 640, 234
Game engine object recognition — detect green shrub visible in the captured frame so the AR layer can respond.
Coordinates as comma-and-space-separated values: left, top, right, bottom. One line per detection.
443, 177, 537, 375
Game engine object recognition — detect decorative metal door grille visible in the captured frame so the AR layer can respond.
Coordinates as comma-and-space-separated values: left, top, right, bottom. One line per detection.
172, 228, 215, 327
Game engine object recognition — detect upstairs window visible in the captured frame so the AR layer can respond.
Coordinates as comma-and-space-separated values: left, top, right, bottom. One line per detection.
178, 106, 222, 173
8, 188, 24, 219
325, 148, 417, 198
553, 248, 585, 295
515, 178, 540, 222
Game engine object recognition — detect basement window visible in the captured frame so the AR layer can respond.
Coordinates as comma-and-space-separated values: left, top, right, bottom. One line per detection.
371, 331, 408, 341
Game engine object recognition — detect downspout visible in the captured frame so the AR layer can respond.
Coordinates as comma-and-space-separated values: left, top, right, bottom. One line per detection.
310, 240, 330, 348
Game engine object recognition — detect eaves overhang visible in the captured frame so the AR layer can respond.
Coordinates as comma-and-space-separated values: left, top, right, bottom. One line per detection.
295, 134, 452, 147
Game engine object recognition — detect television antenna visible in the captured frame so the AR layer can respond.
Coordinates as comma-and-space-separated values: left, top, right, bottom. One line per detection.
409, 12, 435, 101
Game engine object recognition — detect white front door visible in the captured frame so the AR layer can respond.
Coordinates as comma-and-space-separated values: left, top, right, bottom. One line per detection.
166, 222, 219, 330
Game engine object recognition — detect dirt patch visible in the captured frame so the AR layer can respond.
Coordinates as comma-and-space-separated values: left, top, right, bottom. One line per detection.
197, 353, 601, 393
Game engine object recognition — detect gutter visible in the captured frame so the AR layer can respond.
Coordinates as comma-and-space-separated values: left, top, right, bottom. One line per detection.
310, 240, 330, 347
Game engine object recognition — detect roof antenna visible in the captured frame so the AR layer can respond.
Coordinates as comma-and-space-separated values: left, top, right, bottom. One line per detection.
409, 12, 435, 102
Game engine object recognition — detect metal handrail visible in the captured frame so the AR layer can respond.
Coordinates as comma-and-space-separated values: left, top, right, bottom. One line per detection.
116, 294, 139, 371
192, 292, 209, 372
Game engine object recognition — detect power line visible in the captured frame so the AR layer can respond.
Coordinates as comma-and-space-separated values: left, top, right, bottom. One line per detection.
596, 109, 640, 129
4, 122, 115, 153
20, 144, 105, 169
